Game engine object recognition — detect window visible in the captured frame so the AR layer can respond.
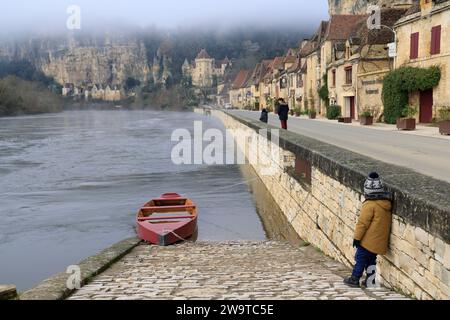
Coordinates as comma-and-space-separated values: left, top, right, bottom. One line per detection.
345, 67, 352, 85
410, 32, 419, 59
332, 69, 336, 87
297, 74, 303, 88
431, 26, 441, 55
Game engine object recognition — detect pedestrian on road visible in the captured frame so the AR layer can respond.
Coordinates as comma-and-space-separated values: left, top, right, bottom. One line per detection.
277, 98, 289, 130
259, 108, 269, 124
344, 172, 392, 288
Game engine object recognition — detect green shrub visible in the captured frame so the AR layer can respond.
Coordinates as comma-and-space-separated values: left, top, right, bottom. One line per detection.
326, 105, 341, 120
0, 76, 63, 116
438, 107, 450, 121
318, 74, 329, 107
382, 66, 441, 124
401, 106, 418, 119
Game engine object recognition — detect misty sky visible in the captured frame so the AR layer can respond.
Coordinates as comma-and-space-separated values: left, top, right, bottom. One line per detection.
1, 0, 329, 33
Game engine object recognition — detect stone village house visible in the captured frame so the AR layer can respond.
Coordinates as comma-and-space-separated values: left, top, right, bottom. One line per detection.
62, 83, 122, 102
229, 0, 449, 123
229, 69, 251, 109
394, 0, 450, 123
327, 9, 407, 120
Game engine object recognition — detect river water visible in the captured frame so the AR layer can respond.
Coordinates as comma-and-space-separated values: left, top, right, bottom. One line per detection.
0, 110, 267, 290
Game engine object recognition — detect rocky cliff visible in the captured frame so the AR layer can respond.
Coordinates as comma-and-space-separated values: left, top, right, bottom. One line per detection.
0, 34, 151, 87
328, 0, 414, 15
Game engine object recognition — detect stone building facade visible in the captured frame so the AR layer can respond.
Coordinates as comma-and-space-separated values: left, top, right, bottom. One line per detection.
394, 0, 450, 123
229, 69, 251, 108
62, 83, 122, 102
327, 9, 406, 120
182, 49, 231, 88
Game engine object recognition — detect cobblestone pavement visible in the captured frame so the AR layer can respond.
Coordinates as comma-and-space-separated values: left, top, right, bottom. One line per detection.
68, 241, 409, 300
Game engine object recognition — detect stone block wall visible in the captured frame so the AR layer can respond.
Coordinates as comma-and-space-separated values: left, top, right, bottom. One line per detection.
213, 110, 449, 300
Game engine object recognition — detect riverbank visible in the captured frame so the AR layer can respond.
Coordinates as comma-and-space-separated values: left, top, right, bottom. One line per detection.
0, 76, 63, 117
20, 238, 142, 300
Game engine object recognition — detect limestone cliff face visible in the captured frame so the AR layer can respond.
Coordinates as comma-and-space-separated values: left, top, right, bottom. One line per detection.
328, 0, 413, 15
152, 48, 172, 84
0, 35, 151, 86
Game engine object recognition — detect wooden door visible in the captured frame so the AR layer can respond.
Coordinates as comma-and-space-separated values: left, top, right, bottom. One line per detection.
350, 97, 355, 119
420, 89, 433, 123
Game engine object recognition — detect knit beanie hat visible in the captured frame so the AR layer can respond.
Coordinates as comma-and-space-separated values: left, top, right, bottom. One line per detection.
364, 172, 386, 198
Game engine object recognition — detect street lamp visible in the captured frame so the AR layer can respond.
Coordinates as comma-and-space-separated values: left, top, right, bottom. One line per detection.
379, 24, 398, 69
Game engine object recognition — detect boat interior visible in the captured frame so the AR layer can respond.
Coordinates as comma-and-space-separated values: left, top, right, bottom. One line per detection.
138, 196, 197, 224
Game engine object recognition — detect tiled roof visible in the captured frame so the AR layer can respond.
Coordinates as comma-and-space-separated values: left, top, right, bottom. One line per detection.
325, 15, 368, 41
259, 60, 273, 81
242, 67, 255, 87
232, 70, 251, 89
354, 9, 408, 45
404, 0, 420, 16
287, 56, 302, 73
298, 21, 329, 57
284, 56, 297, 64
312, 21, 329, 42
299, 41, 316, 57
196, 49, 211, 59
300, 61, 307, 73
272, 56, 285, 70
249, 63, 262, 85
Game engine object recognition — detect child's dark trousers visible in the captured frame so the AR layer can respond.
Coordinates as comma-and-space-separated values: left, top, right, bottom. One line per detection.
352, 246, 377, 279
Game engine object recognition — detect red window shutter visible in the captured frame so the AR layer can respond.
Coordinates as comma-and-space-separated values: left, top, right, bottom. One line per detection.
410, 33, 419, 59
431, 28, 436, 54
431, 26, 441, 55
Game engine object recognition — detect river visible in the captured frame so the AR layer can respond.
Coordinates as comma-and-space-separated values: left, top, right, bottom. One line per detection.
0, 110, 268, 291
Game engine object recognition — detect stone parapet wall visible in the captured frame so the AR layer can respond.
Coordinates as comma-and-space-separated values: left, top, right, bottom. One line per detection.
213, 110, 449, 300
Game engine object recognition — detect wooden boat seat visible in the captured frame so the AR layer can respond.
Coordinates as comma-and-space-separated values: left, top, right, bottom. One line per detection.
141, 205, 196, 211
154, 197, 188, 202
138, 215, 196, 221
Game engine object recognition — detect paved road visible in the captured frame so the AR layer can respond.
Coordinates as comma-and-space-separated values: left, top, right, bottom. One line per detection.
69, 241, 407, 300
232, 111, 450, 183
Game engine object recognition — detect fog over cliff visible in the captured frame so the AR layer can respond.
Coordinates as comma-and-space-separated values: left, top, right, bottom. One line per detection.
1, 0, 329, 38
0, 1, 328, 89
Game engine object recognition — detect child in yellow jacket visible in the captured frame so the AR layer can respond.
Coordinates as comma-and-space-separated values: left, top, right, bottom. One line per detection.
344, 172, 392, 288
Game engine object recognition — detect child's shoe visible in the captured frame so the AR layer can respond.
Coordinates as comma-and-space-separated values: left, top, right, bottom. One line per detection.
343, 276, 361, 288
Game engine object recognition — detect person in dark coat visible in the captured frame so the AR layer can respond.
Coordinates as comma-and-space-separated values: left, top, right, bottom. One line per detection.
259, 108, 269, 124
277, 98, 289, 130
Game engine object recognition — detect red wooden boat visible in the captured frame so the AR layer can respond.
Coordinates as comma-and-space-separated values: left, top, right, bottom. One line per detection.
136, 193, 198, 246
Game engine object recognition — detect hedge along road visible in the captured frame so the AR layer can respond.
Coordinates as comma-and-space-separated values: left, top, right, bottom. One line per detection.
231, 110, 450, 183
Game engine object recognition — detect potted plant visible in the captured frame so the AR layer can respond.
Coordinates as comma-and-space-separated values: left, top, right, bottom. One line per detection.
397, 106, 417, 131
360, 108, 374, 126
438, 107, 450, 135
326, 105, 341, 120
309, 108, 317, 119
294, 108, 301, 117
